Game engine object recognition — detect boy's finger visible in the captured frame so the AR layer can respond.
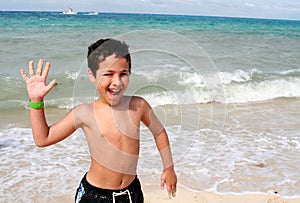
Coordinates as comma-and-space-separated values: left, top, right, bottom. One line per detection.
160, 178, 165, 189
166, 183, 172, 198
42, 62, 51, 78
20, 69, 29, 81
36, 59, 43, 76
29, 61, 34, 76
171, 185, 176, 197
45, 79, 57, 92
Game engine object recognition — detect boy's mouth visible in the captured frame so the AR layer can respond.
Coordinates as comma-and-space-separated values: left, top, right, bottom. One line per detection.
108, 88, 122, 96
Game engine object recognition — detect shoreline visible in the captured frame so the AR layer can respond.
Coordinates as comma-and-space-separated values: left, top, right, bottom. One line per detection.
141, 184, 300, 203
2, 97, 299, 129
139, 175, 300, 202
45, 184, 300, 203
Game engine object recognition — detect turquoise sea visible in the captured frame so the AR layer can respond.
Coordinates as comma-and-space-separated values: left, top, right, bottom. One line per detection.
0, 11, 300, 202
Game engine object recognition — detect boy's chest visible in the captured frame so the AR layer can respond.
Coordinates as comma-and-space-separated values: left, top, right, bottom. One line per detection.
94, 108, 141, 142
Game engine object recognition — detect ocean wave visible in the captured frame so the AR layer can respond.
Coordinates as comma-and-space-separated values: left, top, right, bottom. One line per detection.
1, 68, 300, 109
130, 68, 300, 105
275, 68, 300, 76
64, 70, 81, 80
218, 69, 253, 84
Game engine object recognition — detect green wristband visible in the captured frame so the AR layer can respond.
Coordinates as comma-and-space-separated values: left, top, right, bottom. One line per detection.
30, 101, 44, 109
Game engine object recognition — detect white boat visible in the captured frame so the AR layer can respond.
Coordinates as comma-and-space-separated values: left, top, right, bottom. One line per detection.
63, 8, 77, 15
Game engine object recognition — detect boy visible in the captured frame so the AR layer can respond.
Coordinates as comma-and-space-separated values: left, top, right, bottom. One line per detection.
20, 39, 177, 203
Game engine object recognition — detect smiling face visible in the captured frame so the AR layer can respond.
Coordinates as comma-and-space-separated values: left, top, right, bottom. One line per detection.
89, 54, 130, 106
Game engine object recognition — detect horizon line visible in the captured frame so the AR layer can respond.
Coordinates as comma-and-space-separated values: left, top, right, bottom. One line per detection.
1, 9, 299, 21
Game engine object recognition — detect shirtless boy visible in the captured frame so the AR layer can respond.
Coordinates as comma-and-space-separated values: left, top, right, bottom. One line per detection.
20, 39, 177, 203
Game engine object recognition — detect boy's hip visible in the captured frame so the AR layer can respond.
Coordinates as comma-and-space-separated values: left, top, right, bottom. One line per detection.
75, 173, 144, 203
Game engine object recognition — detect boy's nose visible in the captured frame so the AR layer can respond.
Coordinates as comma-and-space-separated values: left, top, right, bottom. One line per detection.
112, 75, 122, 87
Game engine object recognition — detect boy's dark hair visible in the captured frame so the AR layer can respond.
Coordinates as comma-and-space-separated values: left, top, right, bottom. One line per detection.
87, 38, 131, 77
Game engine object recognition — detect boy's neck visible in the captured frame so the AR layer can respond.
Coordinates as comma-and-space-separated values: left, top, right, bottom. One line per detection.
96, 95, 130, 108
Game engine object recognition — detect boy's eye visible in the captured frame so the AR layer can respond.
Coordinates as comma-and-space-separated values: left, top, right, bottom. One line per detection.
102, 72, 129, 77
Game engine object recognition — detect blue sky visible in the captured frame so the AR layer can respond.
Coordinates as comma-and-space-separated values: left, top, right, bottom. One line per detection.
1, 0, 300, 20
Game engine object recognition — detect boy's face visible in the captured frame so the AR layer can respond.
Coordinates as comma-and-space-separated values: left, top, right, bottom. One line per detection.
92, 54, 130, 106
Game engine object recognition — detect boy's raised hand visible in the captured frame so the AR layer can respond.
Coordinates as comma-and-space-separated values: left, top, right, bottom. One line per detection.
20, 59, 57, 101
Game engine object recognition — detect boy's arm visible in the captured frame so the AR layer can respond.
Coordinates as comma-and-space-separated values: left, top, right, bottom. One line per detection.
140, 98, 177, 198
30, 107, 76, 147
155, 129, 177, 198
21, 59, 76, 147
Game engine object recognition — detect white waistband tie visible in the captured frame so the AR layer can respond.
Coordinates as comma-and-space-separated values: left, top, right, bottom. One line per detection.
112, 189, 132, 203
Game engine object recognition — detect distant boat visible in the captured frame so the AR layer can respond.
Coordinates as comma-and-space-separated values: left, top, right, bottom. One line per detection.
87, 11, 98, 15
63, 8, 77, 15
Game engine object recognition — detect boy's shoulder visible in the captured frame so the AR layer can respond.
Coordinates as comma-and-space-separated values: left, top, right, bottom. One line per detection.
71, 103, 95, 128
126, 95, 150, 108
72, 102, 94, 117
128, 95, 146, 102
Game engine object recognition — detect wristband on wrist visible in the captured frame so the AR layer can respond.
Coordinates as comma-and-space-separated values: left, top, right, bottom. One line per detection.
29, 101, 44, 109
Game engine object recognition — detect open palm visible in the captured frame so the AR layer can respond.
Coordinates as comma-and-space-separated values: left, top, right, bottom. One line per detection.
20, 59, 56, 101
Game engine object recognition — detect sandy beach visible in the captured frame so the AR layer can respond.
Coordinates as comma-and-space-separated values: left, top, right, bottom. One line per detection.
46, 184, 300, 203
142, 184, 300, 203
138, 173, 300, 203
144, 192, 300, 203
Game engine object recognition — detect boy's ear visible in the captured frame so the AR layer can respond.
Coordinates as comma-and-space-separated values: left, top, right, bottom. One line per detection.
88, 68, 96, 82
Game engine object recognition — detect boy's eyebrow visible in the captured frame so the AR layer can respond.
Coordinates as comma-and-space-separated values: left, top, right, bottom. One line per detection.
103, 69, 129, 73
104, 70, 114, 72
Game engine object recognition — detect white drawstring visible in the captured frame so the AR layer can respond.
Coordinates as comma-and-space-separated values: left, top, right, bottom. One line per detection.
112, 189, 132, 203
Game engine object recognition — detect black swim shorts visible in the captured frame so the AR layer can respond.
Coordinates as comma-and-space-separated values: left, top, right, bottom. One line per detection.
75, 174, 144, 203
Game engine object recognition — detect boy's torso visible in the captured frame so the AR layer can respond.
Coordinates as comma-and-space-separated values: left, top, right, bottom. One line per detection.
74, 96, 145, 189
